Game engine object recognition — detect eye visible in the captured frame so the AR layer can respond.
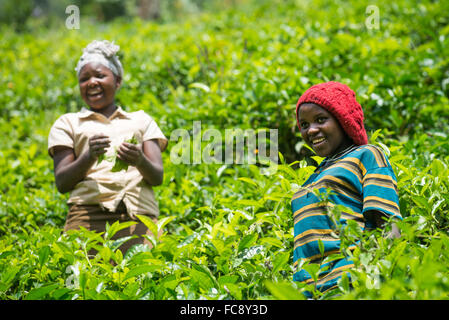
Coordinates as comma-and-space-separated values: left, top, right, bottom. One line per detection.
317, 117, 327, 124
300, 121, 309, 129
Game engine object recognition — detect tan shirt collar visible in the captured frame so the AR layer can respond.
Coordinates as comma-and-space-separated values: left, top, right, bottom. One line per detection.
78, 106, 131, 121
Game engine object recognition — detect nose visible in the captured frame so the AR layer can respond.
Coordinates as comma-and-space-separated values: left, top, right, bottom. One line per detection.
87, 77, 99, 87
306, 123, 320, 137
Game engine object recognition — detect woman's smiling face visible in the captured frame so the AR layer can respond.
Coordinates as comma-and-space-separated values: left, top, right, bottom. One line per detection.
78, 62, 121, 111
297, 103, 353, 157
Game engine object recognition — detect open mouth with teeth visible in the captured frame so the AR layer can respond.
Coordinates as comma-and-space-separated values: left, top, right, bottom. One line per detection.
311, 137, 326, 146
87, 88, 104, 100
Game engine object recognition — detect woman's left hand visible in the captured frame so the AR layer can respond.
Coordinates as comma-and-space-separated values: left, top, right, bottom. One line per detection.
119, 139, 163, 186
117, 142, 144, 167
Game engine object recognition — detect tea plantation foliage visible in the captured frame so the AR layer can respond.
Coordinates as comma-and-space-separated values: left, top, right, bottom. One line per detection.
1, 0, 449, 300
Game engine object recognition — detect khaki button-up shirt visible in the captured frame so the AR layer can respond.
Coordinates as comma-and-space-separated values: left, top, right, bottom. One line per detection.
48, 106, 168, 219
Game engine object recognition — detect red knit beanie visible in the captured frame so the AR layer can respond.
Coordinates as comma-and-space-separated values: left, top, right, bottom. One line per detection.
296, 81, 368, 145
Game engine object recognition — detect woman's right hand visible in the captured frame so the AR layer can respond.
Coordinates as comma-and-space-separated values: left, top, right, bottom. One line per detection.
88, 134, 111, 160
53, 134, 110, 194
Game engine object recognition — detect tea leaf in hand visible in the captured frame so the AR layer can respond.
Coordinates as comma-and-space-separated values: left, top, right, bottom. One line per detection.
111, 158, 129, 172
110, 134, 138, 172
97, 153, 106, 165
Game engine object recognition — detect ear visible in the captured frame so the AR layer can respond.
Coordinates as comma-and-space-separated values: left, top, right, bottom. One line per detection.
115, 75, 122, 90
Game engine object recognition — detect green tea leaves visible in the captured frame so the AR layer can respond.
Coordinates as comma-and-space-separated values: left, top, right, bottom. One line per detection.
25, 284, 59, 300
97, 134, 138, 172
238, 233, 258, 252
38, 246, 51, 267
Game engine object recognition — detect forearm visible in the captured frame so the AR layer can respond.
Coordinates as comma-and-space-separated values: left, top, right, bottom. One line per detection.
136, 154, 164, 186
54, 134, 111, 193
364, 210, 401, 239
55, 150, 96, 193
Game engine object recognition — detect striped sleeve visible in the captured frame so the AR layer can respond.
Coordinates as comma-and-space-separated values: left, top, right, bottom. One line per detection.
361, 149, 402, 222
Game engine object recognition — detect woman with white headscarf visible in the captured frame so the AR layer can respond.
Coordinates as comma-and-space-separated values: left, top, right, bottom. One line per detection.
48, 40, 168, 255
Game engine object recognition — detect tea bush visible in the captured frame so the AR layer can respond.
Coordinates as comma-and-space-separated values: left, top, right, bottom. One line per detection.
1, 0, 449, 300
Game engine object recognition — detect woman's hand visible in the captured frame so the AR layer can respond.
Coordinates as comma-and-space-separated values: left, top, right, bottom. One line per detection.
53, 133, 111, 194
364, 210, 401, 239
117, 139, 164, 186
88, 134, 111, 160
117, 142, 144, 167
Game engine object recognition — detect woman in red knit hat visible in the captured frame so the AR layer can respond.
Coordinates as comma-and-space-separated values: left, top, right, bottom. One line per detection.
292, 81, 401, 297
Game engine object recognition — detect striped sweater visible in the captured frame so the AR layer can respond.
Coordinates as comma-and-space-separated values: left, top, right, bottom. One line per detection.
291, 144, 402, 294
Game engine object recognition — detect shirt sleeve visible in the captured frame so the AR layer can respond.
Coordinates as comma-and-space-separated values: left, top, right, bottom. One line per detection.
362, 165, 402, 224
141, 112, 168, 152
48, 115, 74, 157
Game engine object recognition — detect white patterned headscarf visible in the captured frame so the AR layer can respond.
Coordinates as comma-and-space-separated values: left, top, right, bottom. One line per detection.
75, 40, 124, 78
